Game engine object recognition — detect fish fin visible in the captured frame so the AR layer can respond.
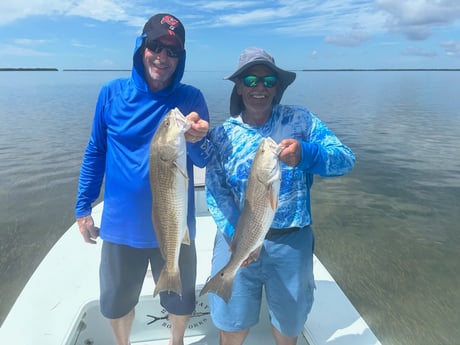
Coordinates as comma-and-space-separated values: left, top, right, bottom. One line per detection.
268, 184, 279, 210
182, 227, 190, 245
174, 161, 188, 179
153, 267, 182, 297
199, 269, 234, 303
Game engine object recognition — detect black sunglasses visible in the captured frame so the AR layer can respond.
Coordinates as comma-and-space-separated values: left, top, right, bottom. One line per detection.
144, 40, 183, 58
241, 75, 278, 88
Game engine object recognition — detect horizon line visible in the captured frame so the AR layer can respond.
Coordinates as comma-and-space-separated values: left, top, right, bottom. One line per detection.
1, 67, 459, 72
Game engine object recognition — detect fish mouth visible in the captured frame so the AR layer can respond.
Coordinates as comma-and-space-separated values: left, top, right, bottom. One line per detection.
265, 137, 283, 156
172, 108, 192, 131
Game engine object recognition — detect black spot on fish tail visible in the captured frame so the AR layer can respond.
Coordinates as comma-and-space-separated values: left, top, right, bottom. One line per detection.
199, 269, 234, 303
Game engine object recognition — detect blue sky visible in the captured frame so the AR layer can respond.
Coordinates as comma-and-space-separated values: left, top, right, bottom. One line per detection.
1, 0, 459, 71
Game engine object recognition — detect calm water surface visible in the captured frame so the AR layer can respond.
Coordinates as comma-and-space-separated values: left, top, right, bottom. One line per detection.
0, 70, 459, 345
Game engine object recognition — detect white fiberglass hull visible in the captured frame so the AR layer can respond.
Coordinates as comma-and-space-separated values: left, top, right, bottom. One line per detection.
0, 198, 381, 345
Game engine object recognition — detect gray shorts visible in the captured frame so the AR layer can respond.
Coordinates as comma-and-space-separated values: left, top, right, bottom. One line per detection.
100, 241, 197, 319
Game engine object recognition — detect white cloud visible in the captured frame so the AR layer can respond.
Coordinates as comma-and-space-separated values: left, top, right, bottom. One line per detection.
440, 40, 460, 57
66, 0, 133, 22
14, 38, 51, 46
269, 1, 386, 37
185, 0, 385, 36
70, 40, 96, 49
376, 0, 460, 40
196, 1, 261, 11
99, 58, 116, 67
401, 45, 437, 57
0, 0, 146, 26
0, 0, 69, 25
214, 7, 289, 26
376, 0, 460, 25
325, 31, 370, 47
1, 0, 460, 48
0, 43, 51, 57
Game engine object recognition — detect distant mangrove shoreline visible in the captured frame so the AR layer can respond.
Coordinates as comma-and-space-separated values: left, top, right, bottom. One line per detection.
0, 68, 59, 71
0, 68, 130, 72
299, 68, 460, 72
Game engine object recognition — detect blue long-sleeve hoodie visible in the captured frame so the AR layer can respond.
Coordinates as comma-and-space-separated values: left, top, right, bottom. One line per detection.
75, 34, 213, 248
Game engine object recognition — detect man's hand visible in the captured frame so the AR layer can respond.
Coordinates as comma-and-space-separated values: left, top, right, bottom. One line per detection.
240, 246, 263, 268
184, 112, 209, 143
279, 138, 301, 167
230, 239, 263, 268
77, 215, 100, 244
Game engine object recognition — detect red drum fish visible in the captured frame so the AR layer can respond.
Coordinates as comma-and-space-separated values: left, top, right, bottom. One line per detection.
149, 107, 191, 297
200, 137, 282, 303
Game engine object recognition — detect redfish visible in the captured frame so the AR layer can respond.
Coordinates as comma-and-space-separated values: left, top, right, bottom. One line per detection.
200, 137, 282, 303
149, 107, 191, 297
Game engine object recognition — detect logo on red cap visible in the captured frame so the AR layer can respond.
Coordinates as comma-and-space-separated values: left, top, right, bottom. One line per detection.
161, 15, 180, 34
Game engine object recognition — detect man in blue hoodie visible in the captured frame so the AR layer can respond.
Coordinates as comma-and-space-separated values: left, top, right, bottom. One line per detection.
75, 13, 212, 345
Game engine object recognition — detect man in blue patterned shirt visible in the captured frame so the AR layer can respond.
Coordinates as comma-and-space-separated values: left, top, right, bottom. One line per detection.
205, 47, 355, 345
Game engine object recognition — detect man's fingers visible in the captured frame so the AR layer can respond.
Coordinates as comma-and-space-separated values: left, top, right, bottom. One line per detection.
77, 215, 99, 244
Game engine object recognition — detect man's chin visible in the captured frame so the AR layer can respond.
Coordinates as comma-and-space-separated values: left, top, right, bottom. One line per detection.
147, 70, 172, 84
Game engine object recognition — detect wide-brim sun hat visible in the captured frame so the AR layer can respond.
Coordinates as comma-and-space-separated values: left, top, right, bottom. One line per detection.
226, 47, 296, 116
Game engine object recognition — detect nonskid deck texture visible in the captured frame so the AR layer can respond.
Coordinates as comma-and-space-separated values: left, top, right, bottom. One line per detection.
71, 293, 310, 345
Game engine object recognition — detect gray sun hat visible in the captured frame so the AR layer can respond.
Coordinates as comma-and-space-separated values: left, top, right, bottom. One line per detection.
225, 47, 296, 116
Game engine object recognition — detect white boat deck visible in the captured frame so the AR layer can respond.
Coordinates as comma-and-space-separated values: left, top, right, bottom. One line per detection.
68, 290, 309, 345
0, 182, 381, 345
59, 211, 310, 345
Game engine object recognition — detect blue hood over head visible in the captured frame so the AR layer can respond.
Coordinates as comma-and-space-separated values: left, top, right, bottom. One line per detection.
131, 34, 186, 96
76, 30, 213, 248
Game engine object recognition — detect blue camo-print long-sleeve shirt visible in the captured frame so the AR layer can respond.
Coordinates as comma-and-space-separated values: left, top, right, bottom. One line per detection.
206, 104, 355, 239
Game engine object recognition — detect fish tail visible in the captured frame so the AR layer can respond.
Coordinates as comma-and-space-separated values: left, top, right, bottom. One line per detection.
199, 269, 234, 303
182, 227, 190, 245
153, 268, 182, 297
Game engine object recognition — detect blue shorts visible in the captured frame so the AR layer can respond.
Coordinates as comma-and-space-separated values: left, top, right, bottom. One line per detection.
100, 241, 197, 319
208, 226, 315, 337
